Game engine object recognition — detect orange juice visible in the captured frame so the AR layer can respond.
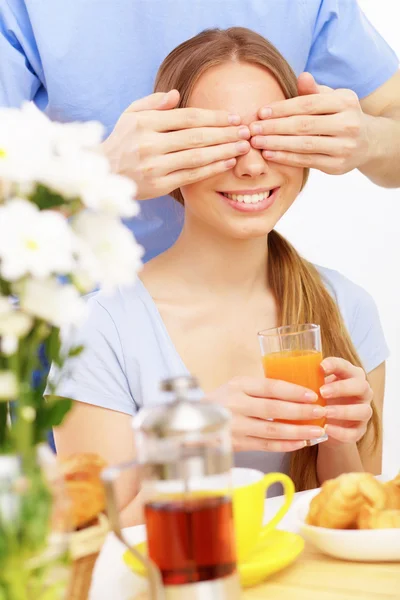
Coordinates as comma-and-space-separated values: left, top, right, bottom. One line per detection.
262, 350, 325, 427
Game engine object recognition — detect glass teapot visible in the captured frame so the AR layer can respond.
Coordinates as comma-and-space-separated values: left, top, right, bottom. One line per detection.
103, 375, 241, 600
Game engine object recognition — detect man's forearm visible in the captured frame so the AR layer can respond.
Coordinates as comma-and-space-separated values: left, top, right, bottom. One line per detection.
359, 109, 400, 188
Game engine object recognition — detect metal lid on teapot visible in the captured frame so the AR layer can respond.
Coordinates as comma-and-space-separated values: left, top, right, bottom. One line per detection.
133, 375, 231, 439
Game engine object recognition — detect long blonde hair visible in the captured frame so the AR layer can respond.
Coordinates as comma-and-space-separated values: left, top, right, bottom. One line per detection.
154, 27, 379, 491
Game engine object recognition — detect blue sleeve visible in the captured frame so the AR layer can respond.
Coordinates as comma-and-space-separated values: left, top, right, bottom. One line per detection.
46, 297, 136, 416
348, 287, 389, 374
0, 0, 42, 107
306, 0, 399, 98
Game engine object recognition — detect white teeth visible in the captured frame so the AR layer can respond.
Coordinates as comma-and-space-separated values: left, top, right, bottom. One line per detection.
223, 190, 272, 203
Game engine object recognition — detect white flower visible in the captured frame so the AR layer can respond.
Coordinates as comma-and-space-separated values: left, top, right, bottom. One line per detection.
0, 198, 76, 281
20, 279, 87, 328
0, 371, 17, 399
73, 212, 143, 292
1, 336, 18, 355
80, 172, 139, 218
0, 296, 33, 339
0, 103, 106, 199
38, 152, 138, 218
37, 151, 110, 201
0, 104, 54, 185
51, 120, 105, 155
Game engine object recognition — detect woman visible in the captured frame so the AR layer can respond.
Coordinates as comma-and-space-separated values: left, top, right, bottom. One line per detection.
51, 28, 388, 526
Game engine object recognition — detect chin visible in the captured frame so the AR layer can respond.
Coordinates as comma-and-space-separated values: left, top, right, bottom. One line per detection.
220, 217, 277, 240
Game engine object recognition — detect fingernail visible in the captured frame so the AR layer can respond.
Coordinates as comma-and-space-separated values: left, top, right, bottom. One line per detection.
251, 136, 264, 148
321, 360, 333, 373
325, 407, 337, 418
263, 150, 275, 158
236, 141, 250, 153
159, 92, 170, 107
320, 385, 333, 398
229, 114, 241, 125
304, 391, 319, 402
312, 406, 326, 417
251, 123, 262, 135
260, 107, 272, 119
238, 126, 250, 139
310, 427, 325, 437
224, 158, 236, 168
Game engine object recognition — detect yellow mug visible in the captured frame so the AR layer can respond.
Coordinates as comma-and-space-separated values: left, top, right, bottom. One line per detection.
232, 467, 295, 562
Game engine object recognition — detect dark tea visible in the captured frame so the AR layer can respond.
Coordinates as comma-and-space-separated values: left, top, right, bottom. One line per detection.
144, 495, 237, 585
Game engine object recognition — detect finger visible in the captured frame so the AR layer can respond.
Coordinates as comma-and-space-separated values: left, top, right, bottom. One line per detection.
250, 114, 341, 137
245, 397, 326, 422
126, 90, 180, 112
157, 140, 249, 174
236, 376, 319, 403
251, 134, 346, 156
162, 157, 237, 190
318, 85, 334, 94
237, 416, 326, 442
297, 72, 320, 96
140, 107, 241, 132
324, 374, 338, 384
325, 403, 373, 422
320, 357, 365, 380
261, 149, 342, 172
158, 125, 250, 154
320, 378, 372, 401
257, 94, 344, 120
325, 423, 366, 444
235, 436, 306, 453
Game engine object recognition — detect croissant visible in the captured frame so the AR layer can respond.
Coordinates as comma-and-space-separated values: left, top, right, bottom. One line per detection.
61, 453, 107, 529
384, 473, 400, 510
358, 506, 400, 529
306, 473, 387, 529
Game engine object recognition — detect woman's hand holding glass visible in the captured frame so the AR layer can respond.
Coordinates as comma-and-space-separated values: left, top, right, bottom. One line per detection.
320, 357, 374, 447
203, 357, 373, 454
204, 376, 327, 453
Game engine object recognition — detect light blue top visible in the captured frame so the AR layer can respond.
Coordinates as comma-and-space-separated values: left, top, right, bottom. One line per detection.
49, 265, 389, 481
0, 0, 398, 261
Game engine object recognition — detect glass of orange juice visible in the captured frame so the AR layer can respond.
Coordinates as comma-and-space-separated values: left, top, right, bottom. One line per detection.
258, 324, 328, 445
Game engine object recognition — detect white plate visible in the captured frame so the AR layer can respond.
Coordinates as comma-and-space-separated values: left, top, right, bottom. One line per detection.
296, 490, 400, 562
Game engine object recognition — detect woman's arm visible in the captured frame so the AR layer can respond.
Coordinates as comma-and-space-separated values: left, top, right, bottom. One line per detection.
54, 400, 144, 526
316, 362, 385, 483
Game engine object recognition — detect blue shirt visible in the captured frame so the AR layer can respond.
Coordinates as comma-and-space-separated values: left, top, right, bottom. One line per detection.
48, 265, 389, 481
0, 0, 398, 261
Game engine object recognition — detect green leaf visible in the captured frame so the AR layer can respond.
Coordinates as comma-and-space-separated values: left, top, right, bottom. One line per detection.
34, 398, 72, 440
30, 184, 68, 210
68, 344, 84, 358
0, 401, 8, 451
45, 328, 62, 367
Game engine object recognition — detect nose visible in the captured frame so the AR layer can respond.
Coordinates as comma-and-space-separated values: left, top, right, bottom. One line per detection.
234, 146, 268, 179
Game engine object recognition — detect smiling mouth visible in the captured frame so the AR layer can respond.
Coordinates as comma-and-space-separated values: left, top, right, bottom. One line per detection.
220, 190, 275, 204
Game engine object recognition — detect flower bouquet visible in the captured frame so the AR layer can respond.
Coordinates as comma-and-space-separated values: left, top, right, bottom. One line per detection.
0, 103, 142, 599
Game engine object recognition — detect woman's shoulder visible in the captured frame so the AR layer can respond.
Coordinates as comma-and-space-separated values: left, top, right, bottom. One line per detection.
315, 264, 373, 308
315, 264, 389, 372
84, 278, 154, 327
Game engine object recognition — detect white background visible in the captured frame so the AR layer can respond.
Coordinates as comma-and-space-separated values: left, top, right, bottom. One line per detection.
277, 0, 400, 477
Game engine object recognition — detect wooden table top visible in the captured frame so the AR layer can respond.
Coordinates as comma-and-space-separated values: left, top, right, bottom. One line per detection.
243, 542, 400, 599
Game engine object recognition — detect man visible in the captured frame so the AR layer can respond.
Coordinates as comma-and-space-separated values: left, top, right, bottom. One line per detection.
1, 0, 399, 260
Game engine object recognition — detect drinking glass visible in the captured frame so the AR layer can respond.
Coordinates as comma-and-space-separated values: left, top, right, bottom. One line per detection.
258, 324, 328, 446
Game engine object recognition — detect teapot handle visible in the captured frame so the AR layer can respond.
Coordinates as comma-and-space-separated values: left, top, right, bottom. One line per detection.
102, 461, 165, 600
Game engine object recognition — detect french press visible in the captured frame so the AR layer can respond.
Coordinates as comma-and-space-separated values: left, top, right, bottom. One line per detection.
103, 375, 241, 600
